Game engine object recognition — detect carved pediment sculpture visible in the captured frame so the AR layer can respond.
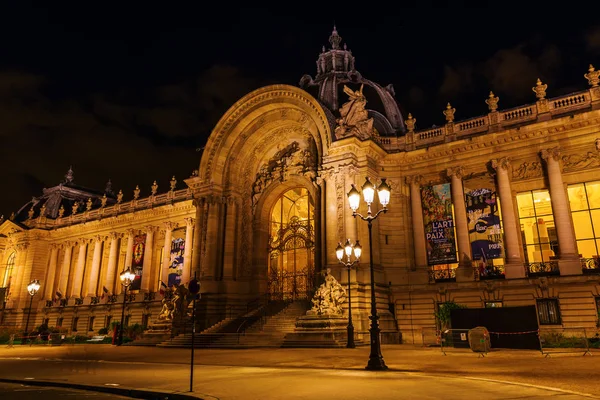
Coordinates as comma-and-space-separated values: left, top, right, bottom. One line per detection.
334, 84, 378, 140
306, 269, 347, 316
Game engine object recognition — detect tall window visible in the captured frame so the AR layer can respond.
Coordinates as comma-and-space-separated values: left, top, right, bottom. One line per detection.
567, 181, 600, 259
2, 252, 16, 287
536, 298, 561, 325
517, 190, 557, 264
268, 187, 315, 300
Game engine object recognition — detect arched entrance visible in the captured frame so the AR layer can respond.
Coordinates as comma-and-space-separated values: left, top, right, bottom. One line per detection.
268, 187, 315, 300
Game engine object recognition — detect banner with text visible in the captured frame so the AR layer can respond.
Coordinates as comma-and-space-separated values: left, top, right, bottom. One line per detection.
421, 183, 457, 265
168, 238, 185, 287
130, 233, 146, 291
465, 188, 502, 260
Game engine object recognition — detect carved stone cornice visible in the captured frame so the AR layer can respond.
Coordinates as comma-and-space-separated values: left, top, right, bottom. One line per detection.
144, 225, 159, 235
109, 232, 123, 241
540, 147, 561, 162
405, 175, 423, 186
491, 157, 511, 172
93, 234, 107, 244
184, 217, 195, 227
163, 221, 178, 231
446, 166, 464, 179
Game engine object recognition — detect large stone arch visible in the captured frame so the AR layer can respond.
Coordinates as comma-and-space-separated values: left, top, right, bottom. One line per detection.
192, 84, 331, 297
198, 84, 332, 189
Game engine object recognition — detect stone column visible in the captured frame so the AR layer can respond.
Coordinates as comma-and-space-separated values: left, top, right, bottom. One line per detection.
57, 241, 74, 296
191, 198, 205, 278
86, 235, 104, 297
104, 232, 121, 294
541, 147, 581, 275
70, 239, 89, 298
140, 226, 157, 291
160, 222, 177, 285
123, 229, 135, 269
182, 217, 194, 284
406, 175, 428, 269
491, 158, 525, 278
204, 199, 222, 279
222, 199, 237, 280
43, 244, 59, 300
447, 167, 473, 281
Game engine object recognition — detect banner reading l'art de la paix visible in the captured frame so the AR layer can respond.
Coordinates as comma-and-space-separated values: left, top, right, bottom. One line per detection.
421, 183, 457, 265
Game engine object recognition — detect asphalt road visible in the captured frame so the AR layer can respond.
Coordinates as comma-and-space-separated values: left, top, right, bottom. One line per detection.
0, 381, 133, 399
0, 357, 595, 400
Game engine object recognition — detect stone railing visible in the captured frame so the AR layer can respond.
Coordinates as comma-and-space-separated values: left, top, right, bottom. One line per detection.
28, 187, 193, 229
382, 84, 599, 152
428, 267, 456, 283
525, 261, 560, 277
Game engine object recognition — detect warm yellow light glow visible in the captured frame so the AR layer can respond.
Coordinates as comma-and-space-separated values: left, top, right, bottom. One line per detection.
344, 238, 353, 257
336, 243, 344, 261
353, 240, 362, 259
27, 279, 40, 296
120, 268, 135, 286
347, 184, 361, 211
377, 178, 391, 207
362, 177, 375, 204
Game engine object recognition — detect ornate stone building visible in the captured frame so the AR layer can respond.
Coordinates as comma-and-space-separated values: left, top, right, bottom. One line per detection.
1, 27, 600, 343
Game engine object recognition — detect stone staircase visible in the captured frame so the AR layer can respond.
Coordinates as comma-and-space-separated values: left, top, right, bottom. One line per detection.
158, 299, 310, 348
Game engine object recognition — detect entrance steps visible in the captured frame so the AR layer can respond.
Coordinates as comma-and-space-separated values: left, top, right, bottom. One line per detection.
158, 300, 310, 348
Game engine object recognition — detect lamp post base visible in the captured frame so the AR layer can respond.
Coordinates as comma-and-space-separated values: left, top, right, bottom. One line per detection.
365, 319, 388, 371
346, 324, 355, 349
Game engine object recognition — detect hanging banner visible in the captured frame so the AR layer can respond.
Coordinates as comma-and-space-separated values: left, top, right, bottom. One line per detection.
421, 183, 457, 265
465, 188, 502, 260
168, 238, 185, 287
130, 234, 146, 291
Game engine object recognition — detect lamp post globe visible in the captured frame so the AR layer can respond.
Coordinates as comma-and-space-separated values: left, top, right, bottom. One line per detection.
336, 239, 361, 349
23, 279, 41, 345
117, 268, 135, 346
347, 177, 390, 371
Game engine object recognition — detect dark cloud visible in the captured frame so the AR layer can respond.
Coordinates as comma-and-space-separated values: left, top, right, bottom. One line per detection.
585, 26, 600, 53
0, 65, 264, 216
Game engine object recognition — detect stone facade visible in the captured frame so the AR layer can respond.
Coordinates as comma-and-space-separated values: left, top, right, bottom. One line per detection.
1, 29, 600, 344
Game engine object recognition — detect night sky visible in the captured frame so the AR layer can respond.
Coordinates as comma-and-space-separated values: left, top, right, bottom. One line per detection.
1, 4, 599, 218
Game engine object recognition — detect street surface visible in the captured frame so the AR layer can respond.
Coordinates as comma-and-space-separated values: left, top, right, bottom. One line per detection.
0, 381, 133, 399
0, 344, 598, 399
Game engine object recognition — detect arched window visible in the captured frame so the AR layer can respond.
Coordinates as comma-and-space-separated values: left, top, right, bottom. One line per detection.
2, 252, 16, 288
268, 188, 315, 300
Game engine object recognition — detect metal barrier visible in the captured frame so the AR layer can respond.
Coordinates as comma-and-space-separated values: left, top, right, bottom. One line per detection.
439, 329, 473, 355
538, 327, 592, 357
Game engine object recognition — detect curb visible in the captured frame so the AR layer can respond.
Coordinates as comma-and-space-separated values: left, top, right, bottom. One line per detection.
0, 378, 203, 400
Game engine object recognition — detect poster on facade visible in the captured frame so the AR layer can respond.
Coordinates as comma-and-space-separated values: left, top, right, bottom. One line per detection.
421, 183, 457, 265
465, 188, 502, 260
129, 234, 146, 291
168, 237, 185, 287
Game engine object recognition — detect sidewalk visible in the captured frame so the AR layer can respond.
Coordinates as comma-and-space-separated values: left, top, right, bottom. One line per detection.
0, 344, 598, 398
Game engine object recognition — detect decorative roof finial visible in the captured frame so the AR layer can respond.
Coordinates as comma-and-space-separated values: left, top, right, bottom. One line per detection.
532, 78, 548, 100
151, 180, 158, 196
170, 176, 177, 191
133, 185, 140, 200
105, 179, 114, 195
443, 102, 456, 123
101, 194, 107, 208
485, 91, 500, 112
64, 166, 74, 184
58, 205, 65, 218
117, 189, 123, 204
584, 64, 600, 87
86, 198, 93, 211
329, 25, 342, 50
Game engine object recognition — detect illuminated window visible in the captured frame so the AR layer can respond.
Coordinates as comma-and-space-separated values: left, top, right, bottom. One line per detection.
536, 298, 561, 325
2, 252, 16, 287
567, 181, 600, 259
517, 190, 557, 264
268, 188, 315, 300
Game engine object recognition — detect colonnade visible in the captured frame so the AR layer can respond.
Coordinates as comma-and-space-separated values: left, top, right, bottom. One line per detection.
41, 218, 196, 302
406, 149, 581, 279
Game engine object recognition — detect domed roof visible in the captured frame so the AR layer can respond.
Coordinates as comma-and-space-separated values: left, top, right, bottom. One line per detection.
299, 26, 405, 137
13, 167, 116, 223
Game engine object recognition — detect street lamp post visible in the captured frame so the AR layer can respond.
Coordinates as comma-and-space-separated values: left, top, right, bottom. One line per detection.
23, 279, 41, 345
117, 268, 135, 346
336, 239, 362, 349
347, 177, 391, 371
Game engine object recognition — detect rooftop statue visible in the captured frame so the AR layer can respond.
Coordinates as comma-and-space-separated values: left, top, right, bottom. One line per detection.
334, 84, 377, 140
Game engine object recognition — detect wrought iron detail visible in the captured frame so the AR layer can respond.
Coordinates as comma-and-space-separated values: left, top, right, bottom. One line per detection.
581, 257, 600, 274
45, 300, 53, 308
127, 293, 136, 302
74, 297, 84, 306
428, 268, 456, 283
59, 298, 68, 307
526, 261, 559, 277
90, 296, 101, 305
477, 264, 506, 280
107, 294, 118, 303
